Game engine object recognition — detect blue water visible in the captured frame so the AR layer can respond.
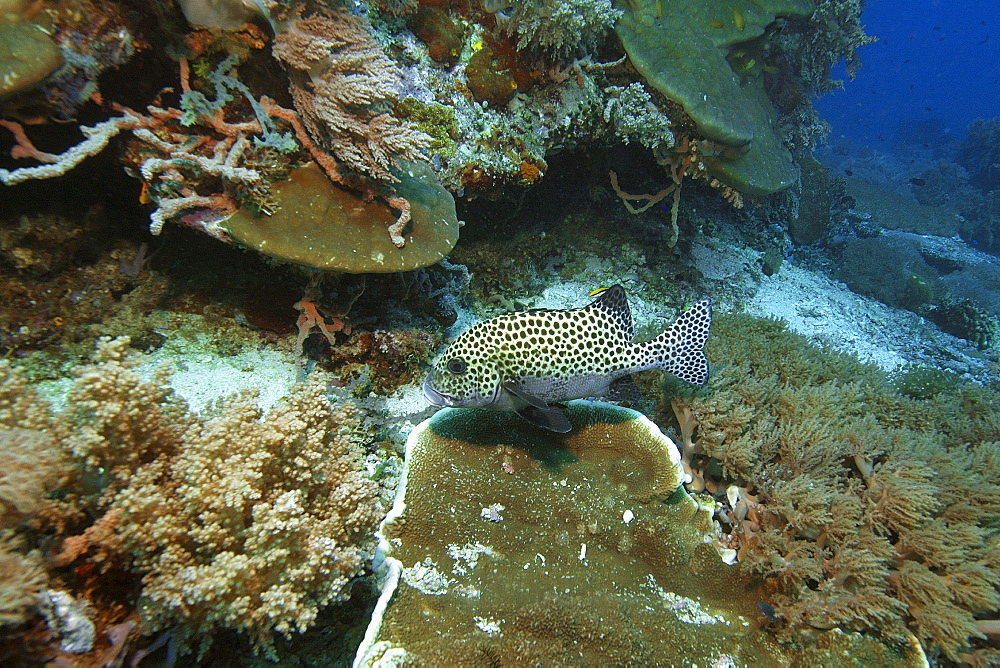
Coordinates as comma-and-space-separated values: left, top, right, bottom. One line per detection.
816, 0, 1000, 146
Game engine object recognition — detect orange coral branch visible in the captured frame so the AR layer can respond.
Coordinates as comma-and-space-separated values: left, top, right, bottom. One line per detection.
260, 96, 345, 186
294, 298, 349, 355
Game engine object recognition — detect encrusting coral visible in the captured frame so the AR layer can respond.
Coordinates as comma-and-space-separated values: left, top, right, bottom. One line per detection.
356, 401, 925, 666
0, 337, 384, 658
663, 313, 1000, 663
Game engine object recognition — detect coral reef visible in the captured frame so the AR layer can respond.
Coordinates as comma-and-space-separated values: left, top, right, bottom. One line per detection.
613, 0, 813, 196
926, 298, 999, 350
498, 0, 622, 60
1, 0, 870, 254
835, 233, 942, 311
222, 160, 459, 272
663, 312, 1000, 662
357, 401, 925, 666
0, 337, 385, 658
0, 17, 62, 98
0, 533, 47, 626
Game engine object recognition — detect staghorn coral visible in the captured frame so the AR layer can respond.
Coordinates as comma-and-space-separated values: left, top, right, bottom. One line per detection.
662, 313, 1000, 661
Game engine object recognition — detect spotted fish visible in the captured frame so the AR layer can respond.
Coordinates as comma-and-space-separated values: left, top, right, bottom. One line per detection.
423, 285, 712, 433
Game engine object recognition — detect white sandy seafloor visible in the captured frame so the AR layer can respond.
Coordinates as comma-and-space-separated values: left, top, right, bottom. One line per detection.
744, 262, 983, 373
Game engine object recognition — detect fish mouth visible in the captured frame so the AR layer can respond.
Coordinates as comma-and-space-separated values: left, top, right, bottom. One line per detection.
422, 373, 456, 407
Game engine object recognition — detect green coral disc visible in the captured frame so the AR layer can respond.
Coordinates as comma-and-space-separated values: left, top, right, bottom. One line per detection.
223, 160, 459, 273
0, 20, 63, 98
614, 0, 811, 195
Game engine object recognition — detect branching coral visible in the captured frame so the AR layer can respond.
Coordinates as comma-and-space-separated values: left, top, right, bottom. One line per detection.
104, 379, 382, 655
0, 533, 47, 627
0, 429, 67, 530
0, 361, 70, 530
494, 0, 622, 60
65, 337, 190, 480
662, 313, 1000, 661
0, 338, 384, 658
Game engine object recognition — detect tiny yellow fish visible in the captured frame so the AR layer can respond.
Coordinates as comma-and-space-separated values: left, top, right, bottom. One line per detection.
708, 20, 725, 28
730, 5, 746, 31
655, 0, 663, 18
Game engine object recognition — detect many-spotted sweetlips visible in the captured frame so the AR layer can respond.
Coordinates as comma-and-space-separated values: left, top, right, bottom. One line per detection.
423, 285, 711, 432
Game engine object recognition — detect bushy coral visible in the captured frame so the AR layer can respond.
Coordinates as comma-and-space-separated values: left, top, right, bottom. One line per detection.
891, 364, 962, 400
602, 83, 676, 153
494, 0, 622, 59
0, 429, 67, 530
0, 338, 385, 657
0, 533, 47, 627
0, 360, 70, 529
662, 313, 1000, 661
927, 298, 999, 349
104, 381, 382, 655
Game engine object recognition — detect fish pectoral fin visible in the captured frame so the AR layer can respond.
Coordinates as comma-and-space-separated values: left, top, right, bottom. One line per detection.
515, 404, 573, 433
605, 375, 643, 403
502, 381, 549, 409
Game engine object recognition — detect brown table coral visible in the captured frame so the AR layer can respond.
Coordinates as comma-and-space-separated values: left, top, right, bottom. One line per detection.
355, 401, 926, 666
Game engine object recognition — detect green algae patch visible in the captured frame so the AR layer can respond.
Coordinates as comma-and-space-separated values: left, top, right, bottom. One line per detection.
614, 0, 810, 195
356, 400, 925, 666
222, 160, 459, 273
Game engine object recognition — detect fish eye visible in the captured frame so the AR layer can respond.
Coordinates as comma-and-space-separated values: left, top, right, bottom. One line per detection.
446, 357, 467, 374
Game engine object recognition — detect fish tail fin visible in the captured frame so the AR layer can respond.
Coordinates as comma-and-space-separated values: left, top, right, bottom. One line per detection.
645, 299, 712, 385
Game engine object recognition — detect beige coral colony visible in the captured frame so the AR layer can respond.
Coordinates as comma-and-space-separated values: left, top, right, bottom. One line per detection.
1, 0, 1000, 665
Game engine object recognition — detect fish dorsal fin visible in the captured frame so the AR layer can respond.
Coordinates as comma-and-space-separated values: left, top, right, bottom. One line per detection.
584, 285, 634, 341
